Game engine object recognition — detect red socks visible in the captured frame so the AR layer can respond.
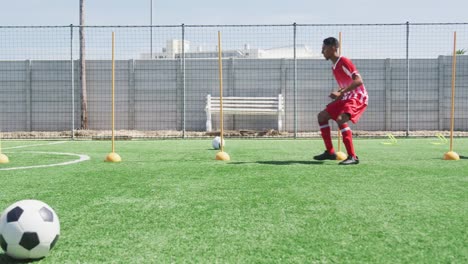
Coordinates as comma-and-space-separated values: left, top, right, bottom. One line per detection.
339, 123, 356, 158
319, 122, 335, 154
319, 121, 357, 158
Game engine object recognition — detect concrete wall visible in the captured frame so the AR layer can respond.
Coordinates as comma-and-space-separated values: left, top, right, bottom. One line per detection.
0, 56, 467, 133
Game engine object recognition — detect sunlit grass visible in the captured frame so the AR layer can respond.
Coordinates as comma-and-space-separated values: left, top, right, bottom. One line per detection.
0, 138, 467, 263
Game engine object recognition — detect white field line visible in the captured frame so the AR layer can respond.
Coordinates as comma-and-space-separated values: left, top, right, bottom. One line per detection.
1, 142, 89, 171
2, 141, 67, 150
0, 151, 90, 171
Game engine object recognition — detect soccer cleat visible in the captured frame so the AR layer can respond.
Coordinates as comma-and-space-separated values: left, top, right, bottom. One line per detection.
339, 156, 359, 165
313, 151, 337, 160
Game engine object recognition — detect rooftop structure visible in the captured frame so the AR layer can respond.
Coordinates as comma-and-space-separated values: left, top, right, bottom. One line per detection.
140, 40, 320, 59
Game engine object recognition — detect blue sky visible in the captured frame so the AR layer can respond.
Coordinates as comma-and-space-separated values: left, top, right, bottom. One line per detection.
0, 0, 466, 26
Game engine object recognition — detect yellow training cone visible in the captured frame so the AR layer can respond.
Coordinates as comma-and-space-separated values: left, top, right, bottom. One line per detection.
0, 153, 9, 164
215, 151, 230, 161
443, 151, 459, 160
106, 152, 122, 162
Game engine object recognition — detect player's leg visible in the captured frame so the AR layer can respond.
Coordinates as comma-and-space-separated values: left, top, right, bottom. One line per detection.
314, 110, 337, 160
336, 113, 359, 165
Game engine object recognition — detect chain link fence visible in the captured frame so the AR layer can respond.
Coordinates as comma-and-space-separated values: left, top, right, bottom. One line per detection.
0, 23, 467, 139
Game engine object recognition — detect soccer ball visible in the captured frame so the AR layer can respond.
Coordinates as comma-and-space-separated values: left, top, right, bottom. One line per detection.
0, 200, 60, 260
212, 136, 225, 150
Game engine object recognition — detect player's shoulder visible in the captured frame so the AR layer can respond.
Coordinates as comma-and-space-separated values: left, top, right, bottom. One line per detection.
339, 56, 353, 64
338, 56, 357, 69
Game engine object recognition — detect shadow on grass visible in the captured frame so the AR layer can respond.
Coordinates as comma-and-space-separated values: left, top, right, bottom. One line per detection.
0, 254, 43, 263
432, 155, 468, 160
230, 160, 324, 165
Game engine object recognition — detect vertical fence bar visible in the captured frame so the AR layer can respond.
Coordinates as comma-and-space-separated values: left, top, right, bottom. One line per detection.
128, 59, 135, 130
150, 0, 153, 58
293, 23, 297, 138
182, 24, 186, 138
70, 24, 75, 139
26, 60, 32, 132
406, 21, 410, 137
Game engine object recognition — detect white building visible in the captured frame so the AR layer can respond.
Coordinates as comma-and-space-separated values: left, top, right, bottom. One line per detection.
140, 39, 190, 59
140, 40, 320, 59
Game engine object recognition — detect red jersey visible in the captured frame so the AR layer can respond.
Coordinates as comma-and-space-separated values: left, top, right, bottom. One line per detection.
332, 56, 368, 105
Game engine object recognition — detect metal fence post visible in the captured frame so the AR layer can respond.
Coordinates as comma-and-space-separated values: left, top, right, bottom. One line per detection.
25, 60, 32, 132
70, 24, 75, 139
384, 58, 392, 130
128, 59, 135, 130
406, 21, 410, 137
182, 23, 186, 138
293, 23, 297, 138
437, 55, 445, 130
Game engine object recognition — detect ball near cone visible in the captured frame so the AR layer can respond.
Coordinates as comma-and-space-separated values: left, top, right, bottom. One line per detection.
215, 151, 230, 161
443, 151, 459, 160
336, 151, 347, 161
0, 153, 9, 164
106, 152, 122, 162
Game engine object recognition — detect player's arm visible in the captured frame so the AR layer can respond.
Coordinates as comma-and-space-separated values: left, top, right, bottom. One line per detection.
340, 73, 363, 93
329, 73, 363, 100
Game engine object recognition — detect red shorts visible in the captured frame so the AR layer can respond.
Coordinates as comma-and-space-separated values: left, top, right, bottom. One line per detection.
325, 98, 367, 124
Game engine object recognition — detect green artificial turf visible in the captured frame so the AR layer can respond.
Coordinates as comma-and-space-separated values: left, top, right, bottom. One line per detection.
0, 138, 467, 263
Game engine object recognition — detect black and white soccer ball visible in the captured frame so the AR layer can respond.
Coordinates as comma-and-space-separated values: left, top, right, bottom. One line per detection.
0, 200, 60, 260
212, 136, 226, 150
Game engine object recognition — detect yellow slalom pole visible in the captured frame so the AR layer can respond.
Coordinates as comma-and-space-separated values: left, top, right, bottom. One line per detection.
106, 32, 122, 162
215, 31, 230, 161
335, 32, 346, 160
444, 31, 459, 160
219, 32, 224, 153
0, 131, 9, 164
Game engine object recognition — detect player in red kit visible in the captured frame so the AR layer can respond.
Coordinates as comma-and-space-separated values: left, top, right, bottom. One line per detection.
313, 37, 368, 165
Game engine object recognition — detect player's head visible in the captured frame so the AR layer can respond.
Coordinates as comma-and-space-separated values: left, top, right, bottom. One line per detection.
322, 37, 339, 60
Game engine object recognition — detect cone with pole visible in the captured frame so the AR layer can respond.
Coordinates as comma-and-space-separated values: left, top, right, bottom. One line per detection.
335, 32, 346, 161
106, 32, 121, 162
215, 31, 230, 161
443, 31, 459, 160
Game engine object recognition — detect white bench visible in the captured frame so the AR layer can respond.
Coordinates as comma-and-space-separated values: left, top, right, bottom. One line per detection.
205, 94, 285, 132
